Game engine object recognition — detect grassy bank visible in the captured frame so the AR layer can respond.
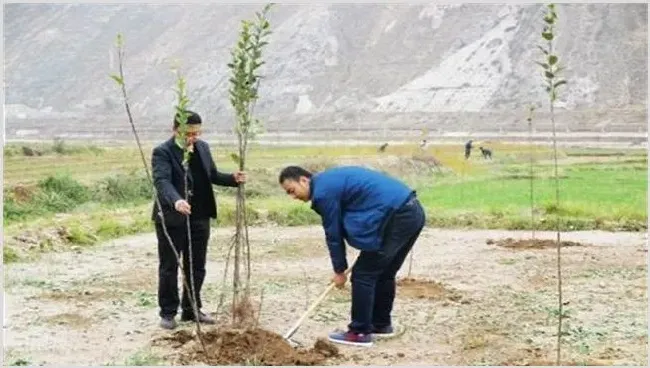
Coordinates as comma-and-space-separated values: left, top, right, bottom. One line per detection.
3, 140, 647, 263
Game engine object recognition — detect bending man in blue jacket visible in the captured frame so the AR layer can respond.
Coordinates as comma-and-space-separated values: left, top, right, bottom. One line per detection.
279, 165, 426, 347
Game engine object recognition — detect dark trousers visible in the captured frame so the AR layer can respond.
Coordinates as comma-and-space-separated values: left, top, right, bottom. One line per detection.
155, 218, 210, 318
348, 196, 426, 334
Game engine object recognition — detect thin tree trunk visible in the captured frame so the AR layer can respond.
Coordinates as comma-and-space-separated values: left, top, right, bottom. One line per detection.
552, 101, 563, 366
529, 116, 536, 240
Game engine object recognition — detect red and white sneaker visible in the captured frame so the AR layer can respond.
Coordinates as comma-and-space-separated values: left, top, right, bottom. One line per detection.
327, 330, 373, 347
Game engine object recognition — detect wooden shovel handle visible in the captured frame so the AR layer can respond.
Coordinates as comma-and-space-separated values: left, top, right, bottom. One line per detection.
282, 266, 353, 340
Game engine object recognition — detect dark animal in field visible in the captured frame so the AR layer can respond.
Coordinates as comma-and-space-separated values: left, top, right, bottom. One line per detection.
378, 143, 388, 152
479, 146, 492, 159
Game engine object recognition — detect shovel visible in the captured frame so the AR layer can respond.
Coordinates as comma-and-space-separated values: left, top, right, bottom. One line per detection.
283, 266, 354, 347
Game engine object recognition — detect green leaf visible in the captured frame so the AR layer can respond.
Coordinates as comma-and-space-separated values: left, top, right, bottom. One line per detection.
110, 74, 123, 85
554, 80, 567, 88
115, 33, 124, 48
229, 152, 241, 164
542, 32, 553, 41
536, 62, 550, 70
545, 71, 555, 79
537, 45, 549, 55
548, 55, 558, 65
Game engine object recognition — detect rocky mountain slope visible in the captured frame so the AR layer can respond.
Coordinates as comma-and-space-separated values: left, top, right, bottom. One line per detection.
4, 3, 647, 141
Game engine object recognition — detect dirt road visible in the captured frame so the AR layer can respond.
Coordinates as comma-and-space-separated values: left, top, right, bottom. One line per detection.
3, 226, 647, 365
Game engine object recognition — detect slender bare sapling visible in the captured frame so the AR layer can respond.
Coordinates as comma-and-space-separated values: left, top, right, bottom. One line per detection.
536, 4, 567, 365
172, 67, 206, 346
527, 104, 537, 239
109, 34, 206, 352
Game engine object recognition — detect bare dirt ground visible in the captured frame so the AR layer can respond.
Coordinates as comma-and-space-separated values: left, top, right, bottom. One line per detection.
3, 226, 647, 366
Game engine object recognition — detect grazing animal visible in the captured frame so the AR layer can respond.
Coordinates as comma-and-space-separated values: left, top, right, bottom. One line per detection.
378, 143, 388, 152
479, 146, 492, 159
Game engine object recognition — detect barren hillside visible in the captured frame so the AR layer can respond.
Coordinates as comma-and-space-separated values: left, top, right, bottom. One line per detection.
4, 3, 647, 141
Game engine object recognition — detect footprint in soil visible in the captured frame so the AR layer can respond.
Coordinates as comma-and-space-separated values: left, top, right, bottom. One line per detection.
487, 238, 589, 250
350, 352, 406, 364
396, 277, 468, 304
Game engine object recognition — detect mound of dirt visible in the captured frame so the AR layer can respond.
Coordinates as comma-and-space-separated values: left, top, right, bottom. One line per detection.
371, 155, 447, 176
157, 327, 340, 366
9, 184, 36, 202
487, 238, 588, 250
396, 277, 467, 303
400, 154, 445, 174
11, 226, 71, 251
307, 155, 448, 178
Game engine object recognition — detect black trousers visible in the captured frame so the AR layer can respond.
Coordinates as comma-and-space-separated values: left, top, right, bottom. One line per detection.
155, 218, 210, 318
348, 195, 426, 334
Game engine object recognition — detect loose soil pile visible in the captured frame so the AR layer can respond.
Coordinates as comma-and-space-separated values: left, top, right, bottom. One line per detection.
487, 238, 588, 250
156, 327, 340, 366
10, 184, 36, 202
301, 155, 448, 178
397, 277, 466, 303
11, 226, 83, 253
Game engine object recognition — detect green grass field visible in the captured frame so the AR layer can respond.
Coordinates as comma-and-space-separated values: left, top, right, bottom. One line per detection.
3, 140, 647, 263
420, 165, 646, 219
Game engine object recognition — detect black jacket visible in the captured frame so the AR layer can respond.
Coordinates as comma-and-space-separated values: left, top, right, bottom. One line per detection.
150, 137, 238, 227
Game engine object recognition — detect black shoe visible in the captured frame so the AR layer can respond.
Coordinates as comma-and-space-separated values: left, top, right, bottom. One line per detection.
180, 310, 216, 324
160, 316, 177, 330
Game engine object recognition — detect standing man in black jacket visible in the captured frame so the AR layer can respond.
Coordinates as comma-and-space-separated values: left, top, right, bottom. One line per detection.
151, 110, 246, 330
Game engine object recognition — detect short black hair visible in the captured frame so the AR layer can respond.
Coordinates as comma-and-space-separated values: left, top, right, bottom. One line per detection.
173, 110, 202, 129
278, 165, 312, 184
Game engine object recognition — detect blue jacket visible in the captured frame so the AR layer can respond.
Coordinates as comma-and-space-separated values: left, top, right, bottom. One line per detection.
309, 166, 415, 273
